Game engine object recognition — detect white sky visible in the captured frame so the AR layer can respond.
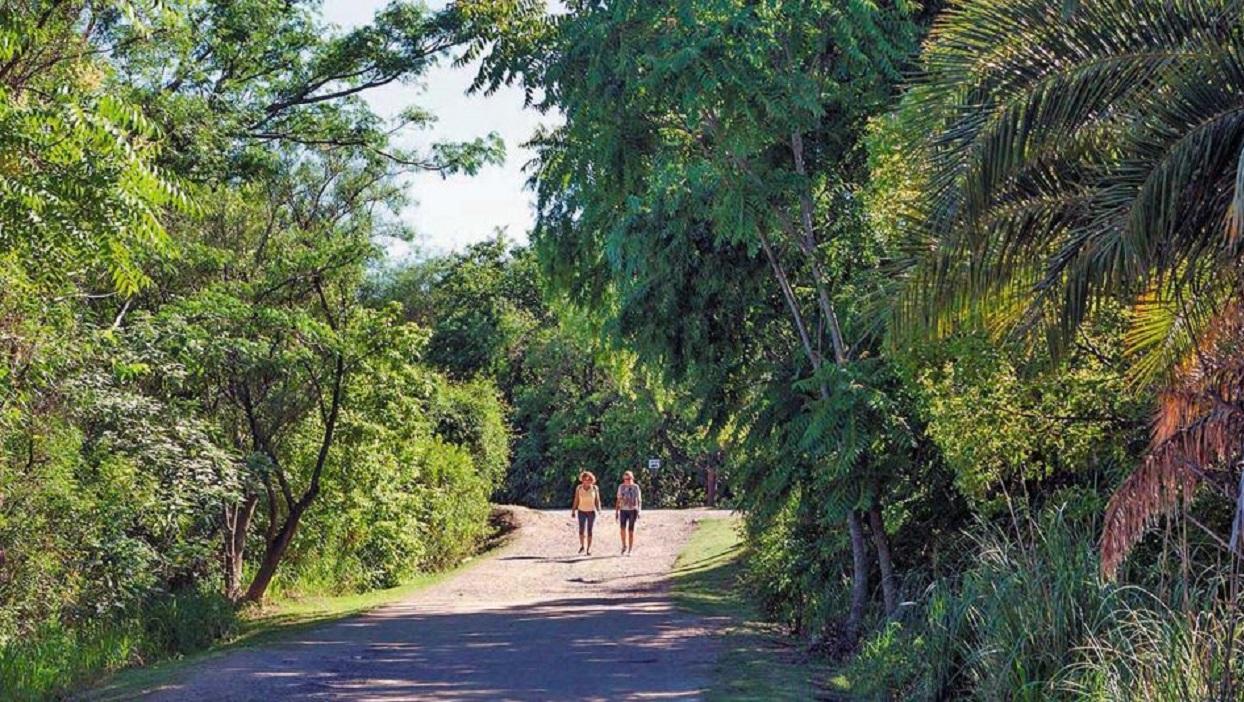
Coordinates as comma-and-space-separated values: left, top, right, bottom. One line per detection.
322, 0, 551, 258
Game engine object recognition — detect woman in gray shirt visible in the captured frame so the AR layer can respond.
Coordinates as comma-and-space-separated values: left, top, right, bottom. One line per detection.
615, 470, 642, 555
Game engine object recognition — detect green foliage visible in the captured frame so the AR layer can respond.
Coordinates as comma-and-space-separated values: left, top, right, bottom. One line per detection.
503, 324, 713, 507
282, 358, 508, 594
844, 507, 1242, 701
0, 588, 237, 701
111, 0, 503, 181
0, 2, 183, 294
469, 0, 930, 643
10, 0, 1244, 699
896, 0, 1244, 373
1, 0, 513, 695
374, 235, 548, 381
897, 307, 1148, 509
372, 237, 720, 510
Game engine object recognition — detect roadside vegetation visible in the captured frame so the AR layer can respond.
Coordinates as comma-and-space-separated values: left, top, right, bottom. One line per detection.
7, 0, 1244, 700
0, 3, 714, 699
468, 0, 1244, 698
672, 517, 831, 701
84, 527, 506, 702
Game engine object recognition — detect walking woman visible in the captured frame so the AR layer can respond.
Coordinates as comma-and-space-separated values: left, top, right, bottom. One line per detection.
615, 470, 642, 555
570, 471, 602, 555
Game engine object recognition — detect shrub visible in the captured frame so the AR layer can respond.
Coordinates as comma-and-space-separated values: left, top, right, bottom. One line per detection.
0, 589, 237, 701
845, 509, 1244, 701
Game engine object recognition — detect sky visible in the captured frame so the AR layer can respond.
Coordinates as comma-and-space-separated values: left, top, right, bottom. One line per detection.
321, 0, 551, 259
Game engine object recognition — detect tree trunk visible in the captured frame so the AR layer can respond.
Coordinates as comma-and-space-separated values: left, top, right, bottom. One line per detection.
239, 351, 343, 605
845, 509, 870, 644
223, 494, 257, 602
733, 131, 880, 646
869, 502, 898, 617
705, 466, 718, 507
242, 502, 307, 603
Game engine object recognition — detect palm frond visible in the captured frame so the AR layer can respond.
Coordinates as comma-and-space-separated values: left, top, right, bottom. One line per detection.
1124, 276, 1232, 387
893, 0, 1244, 372
1102, 301, 1244, 577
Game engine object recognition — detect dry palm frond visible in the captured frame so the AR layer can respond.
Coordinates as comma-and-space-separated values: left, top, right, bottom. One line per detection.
1102, 301, 1244, 578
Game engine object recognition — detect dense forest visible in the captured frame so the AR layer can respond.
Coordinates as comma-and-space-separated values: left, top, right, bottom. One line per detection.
4, 0, 1244, 699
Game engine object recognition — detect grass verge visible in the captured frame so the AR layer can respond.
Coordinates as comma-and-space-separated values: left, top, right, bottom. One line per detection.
671, 517, 835, 701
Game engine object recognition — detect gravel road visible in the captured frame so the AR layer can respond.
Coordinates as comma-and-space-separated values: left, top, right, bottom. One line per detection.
133, 507, 732, 701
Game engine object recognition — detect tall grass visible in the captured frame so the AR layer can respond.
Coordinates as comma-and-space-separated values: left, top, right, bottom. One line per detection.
845, 510, 1244, 701
1062, 597, 1230, 700
0, 590, 236, 701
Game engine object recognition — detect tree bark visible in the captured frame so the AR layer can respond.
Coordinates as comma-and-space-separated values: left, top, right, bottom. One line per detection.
869, 502, 898, 617
240, 353, 344, 604
242, 501, 308, 603
846, 510, 870, 643
223, 493, 257, 602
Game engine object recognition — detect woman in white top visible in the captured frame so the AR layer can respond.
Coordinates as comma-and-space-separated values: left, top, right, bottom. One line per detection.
615, 470, 642, 555
570, 471, 602, 555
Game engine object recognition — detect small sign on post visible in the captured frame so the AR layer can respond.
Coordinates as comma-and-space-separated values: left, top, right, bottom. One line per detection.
648, 458, 661, 471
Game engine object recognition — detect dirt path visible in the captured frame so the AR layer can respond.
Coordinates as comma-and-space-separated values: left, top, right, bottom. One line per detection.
135, 508, 731, 701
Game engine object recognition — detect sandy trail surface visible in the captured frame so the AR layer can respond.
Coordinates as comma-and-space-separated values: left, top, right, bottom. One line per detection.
134, 507, 730, 701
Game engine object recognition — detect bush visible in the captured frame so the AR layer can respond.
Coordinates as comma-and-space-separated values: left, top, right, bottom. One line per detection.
139, 589, 239, 659
274, 373, 505, 597
0, 589, 237, 701
844, 509, 1244, 701
743, 493, 853, 637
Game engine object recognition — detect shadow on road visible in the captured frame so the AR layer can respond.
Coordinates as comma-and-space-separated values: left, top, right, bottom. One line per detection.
130, 595, 719, 701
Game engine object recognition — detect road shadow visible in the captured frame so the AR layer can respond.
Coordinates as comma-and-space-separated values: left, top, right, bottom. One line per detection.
497, 554, 619, 564
127, 595, 716, 701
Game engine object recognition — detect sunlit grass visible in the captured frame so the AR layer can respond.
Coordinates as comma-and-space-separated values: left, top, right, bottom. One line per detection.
671, 517, 837, 701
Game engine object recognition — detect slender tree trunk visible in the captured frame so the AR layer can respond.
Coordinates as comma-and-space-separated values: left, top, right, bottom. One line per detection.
789, 131, 847, 364
789, 131, 880, 638
868, 502, 898, 617
721, 126, 878, 646
757, 230, 820, 367
240, 353, 342, 604
758, 199, 875, 647
846, 510, 870, 643
223, 493, 257, 602
242, 501, 309, 603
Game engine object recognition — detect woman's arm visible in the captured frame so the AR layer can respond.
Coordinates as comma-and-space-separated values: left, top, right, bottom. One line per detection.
570, 488, 577, 516
595, 486, 602, 512
637, 486, 642, 512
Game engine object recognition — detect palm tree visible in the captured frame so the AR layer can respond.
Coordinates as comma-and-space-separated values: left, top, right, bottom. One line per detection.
897, 0, 1244, 574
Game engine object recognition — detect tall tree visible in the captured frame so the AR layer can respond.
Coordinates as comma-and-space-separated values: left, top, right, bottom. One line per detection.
103, 0, 506, 601
468, 0, 918, 638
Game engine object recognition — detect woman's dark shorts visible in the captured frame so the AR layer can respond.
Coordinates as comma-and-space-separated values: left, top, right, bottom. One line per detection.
619, 509, 639, 531
577, 510, 596, 534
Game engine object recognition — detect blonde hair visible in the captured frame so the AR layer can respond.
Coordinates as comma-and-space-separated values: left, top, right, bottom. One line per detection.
622, 471, 634, 480
579, 471, 596, 483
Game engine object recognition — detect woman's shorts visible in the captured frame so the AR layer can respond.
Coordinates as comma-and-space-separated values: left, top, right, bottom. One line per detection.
619, 509, 639, 530
577, 510, 596, 533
